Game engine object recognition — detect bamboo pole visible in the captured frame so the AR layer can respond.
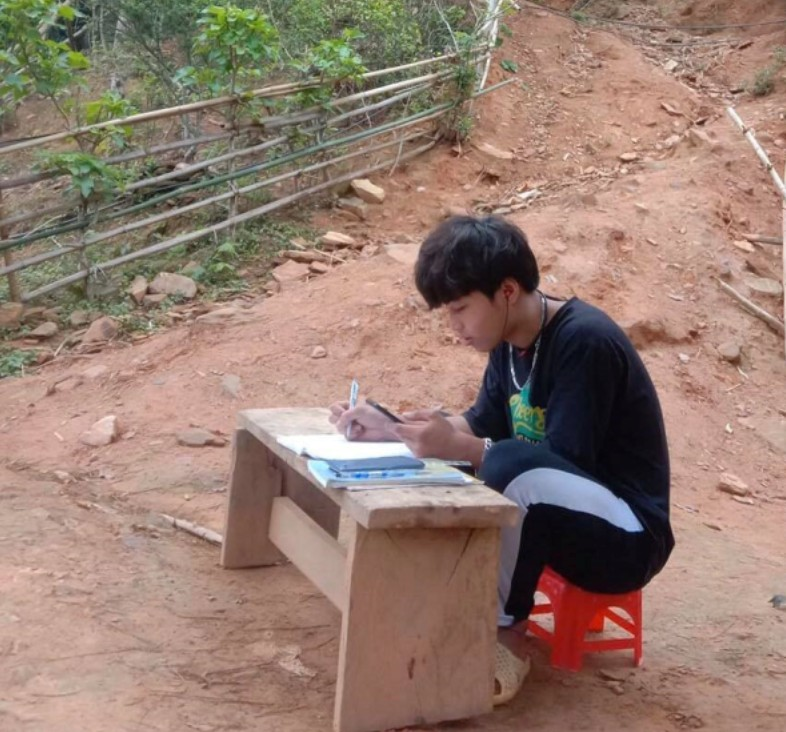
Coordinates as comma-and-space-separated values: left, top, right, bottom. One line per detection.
726, 107, 786, 200
782, 162, 786, 358
0, 189, 21, 301
742, 233, 783, 246
0, 100, 454, 253
21, 139, 437, 301
0, 49, 488, 157
159, 514, 222, 545
717, 278, 785, 335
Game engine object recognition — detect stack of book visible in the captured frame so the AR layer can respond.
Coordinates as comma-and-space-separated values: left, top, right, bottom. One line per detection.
307, 456, 477, 491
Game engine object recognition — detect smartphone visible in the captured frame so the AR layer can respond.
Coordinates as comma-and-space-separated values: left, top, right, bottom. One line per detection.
365, 398, 405, 424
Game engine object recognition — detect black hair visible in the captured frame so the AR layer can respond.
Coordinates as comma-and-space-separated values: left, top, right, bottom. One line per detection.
415, 215, 540, 308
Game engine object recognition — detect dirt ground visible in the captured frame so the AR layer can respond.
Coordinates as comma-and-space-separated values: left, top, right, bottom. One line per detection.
2, 1, 786, 730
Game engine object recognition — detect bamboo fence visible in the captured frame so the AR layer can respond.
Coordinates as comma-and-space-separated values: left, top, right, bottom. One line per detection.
0, 44, 509, 303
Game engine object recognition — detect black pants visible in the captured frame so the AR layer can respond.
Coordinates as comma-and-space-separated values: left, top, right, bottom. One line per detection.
479, 440, 659, 625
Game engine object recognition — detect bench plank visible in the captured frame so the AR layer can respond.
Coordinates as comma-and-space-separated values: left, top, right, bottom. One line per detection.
239, 408, 519, 531
269, 497, 346, 611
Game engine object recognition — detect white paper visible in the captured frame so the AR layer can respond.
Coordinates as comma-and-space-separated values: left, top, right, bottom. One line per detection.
277, 433, 413, 461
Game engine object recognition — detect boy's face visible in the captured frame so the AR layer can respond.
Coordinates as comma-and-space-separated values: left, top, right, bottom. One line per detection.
444, 290, 507, 353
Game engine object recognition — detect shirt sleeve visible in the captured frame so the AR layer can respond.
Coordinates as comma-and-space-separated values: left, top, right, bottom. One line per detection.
463, 349, 511, 441
542, 331, 623, 473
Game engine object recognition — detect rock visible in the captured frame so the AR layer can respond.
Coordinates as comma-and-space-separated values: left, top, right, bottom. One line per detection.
36, 349, 54, 365
717, 341, 741, 364
69, 309, 90, 327
663, 59, 679, 72
221, 373, 241, 398
443, 205, 470, 218
350, 178, 385, 204
271, 260, 310, 284
678, 353, 691, 364
717, 472, 750, 497
195, 307, 244, 324
337, 196, 368, 220
320, 231, 357, 250
20, 306, 46, 323
310, 345, 327, 359
82, 316, 119, 344
742, 274, 783, 297
82, 364, 109, 380
686, 127, 719, 150
308, 261, 330, 275
0, 302, 24, 328
52, 470, 76, 484
384, 243, 420, 266
148, 272, 197, 299
660, 101, 683, 117
127, 275, 149, 304
619, 152, 639, 163
29, 322, 58, 339
663, 134, 682, 149
634, 202, 649, 214
181, 260, 201, 277
142, 293, 167, 307
80, 415, 121, 447
475, 141, 514, 160
733, 240, 755, 253
177, 428, 227, 448
622, 318, 684, 350
42, 307, 61, 321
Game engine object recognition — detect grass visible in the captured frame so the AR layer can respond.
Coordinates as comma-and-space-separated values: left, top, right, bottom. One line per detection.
0, 346, 37, 379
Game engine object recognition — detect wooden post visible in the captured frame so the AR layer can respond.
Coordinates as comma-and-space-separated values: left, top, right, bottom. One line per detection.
334, 525, 499, 732
0, 189, 21, 302
220, 429, 285, 568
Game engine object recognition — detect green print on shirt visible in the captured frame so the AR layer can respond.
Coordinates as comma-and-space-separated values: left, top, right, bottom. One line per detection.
509, 385, 546, 443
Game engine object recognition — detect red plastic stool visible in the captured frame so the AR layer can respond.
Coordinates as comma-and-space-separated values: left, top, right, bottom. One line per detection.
526, 566, 643, 672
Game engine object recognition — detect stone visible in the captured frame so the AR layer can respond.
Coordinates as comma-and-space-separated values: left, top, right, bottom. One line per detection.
384, 243, 420, 266
320, 231, 358, 250
717, 341, 741, 364
52, 470, 76, 484
717, 472, 750, 497
271, 260, 310, 284
195, 307, 245, 325
177, 428, 227, 448
663, 59, 679, 72
36, 349, 54, 365
742, 274, 783, 297
148, 272, 197, 299
82, 316, 119, 344
678, 353, 691, 364
475, 141, 514, 160
337, 196, 368, 220
310, 345, 327, 359
619, 152, 639, 163
308, 261, 330, 275
0, 302, 24, 329
42, 307, 61, 321
686, 127, 717, 149
622, 318, 684, 350
127, 275, 149, 305
663, 134, 681, 149
732, 240, 755, 253
660, 101, 683, 117
142, 293, 167, 307
29, 322, 58, 339
80, 415, 121, 447
443, 205, 470, 218
20, 306, 46, 323
221, 373, 241, 399
350, 178, 385, 204
82, 364, 109, 380
69, 310, 90, 327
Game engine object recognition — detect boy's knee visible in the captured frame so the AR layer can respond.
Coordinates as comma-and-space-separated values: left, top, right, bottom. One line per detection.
479, 439, 536, 491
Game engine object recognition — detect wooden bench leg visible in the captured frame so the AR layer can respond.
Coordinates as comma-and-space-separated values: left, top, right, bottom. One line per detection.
334, 525, 500, 732
220, 428, 285, 568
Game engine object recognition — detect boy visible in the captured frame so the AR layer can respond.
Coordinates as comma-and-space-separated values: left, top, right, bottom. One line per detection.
330, 215, 674, 701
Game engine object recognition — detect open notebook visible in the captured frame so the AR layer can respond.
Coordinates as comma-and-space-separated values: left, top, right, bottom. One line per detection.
277, 433, 414, 461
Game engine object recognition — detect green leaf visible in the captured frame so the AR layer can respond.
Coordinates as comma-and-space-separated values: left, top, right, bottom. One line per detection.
58, 4, 76, 21
500, 59, 518, 73
67, 51, 89, 70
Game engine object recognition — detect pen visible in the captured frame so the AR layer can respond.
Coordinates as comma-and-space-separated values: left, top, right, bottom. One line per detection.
344, 471, 414, 480
346, 379, 359, 439
365, 398, 404, 424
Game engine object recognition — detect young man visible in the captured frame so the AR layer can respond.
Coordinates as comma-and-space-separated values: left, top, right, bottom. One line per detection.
330, 215, 674, 700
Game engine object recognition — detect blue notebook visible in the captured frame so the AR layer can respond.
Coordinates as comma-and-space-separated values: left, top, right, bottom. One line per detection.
307, 459, 477, 491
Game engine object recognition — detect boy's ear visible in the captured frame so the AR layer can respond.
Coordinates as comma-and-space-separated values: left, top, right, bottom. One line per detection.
500, 278, 518, 302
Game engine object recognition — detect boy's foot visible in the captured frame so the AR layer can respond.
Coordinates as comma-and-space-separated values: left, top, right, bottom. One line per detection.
493, 642, 531, 706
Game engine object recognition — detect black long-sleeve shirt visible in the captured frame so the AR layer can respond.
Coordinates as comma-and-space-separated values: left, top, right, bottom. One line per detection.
464, 298, 674, 567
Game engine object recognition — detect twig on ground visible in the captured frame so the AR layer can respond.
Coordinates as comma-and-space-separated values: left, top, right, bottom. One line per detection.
716, 278, 785, 335
160, 514, 223, 545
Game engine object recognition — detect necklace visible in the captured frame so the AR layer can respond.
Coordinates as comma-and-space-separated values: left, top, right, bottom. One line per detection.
509, 291, 547, 392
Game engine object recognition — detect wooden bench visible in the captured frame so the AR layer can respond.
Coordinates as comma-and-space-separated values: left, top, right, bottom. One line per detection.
220, 408, 519, 732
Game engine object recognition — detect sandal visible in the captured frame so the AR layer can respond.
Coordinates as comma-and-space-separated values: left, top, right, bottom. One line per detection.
493, 642, 530, 706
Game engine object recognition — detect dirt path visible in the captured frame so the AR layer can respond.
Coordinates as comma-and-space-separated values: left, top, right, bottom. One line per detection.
2, 2, 786, 730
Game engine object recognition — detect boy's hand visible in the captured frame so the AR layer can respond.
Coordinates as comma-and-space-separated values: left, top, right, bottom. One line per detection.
328, 400, 399, 442
394, 410, 467, 460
